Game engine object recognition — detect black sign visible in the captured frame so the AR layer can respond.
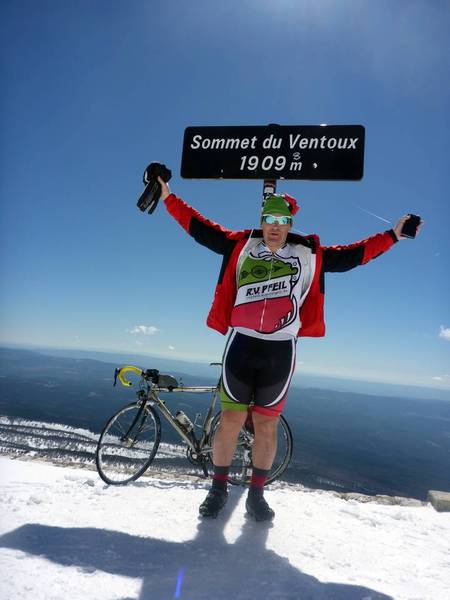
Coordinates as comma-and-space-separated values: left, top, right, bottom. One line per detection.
181, 124, 365, 180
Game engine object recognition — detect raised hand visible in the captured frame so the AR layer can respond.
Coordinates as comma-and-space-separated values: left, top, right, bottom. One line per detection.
158, 176, 171, 201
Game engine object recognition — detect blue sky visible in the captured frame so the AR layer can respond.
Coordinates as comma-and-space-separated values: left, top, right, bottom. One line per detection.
1, 0, 449, 389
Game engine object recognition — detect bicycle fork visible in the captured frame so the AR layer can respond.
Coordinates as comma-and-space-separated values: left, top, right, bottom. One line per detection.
121, 401, 148, 447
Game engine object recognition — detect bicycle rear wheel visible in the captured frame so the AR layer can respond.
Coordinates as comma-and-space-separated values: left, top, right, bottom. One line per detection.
96, 402, 161, 485
208, 412, 293, 485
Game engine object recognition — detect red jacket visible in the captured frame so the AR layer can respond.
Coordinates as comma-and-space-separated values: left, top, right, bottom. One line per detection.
164, 194, 398, 337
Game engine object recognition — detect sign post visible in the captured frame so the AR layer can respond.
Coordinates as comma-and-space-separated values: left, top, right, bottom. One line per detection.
181, 123, 365, 211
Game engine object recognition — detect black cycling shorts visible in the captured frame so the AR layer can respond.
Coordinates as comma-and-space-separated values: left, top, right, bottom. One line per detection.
220, 330, 296, 417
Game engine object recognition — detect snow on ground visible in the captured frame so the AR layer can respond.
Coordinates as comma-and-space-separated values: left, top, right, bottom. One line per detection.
0, 456, 449, 600
0, 416, 191, 479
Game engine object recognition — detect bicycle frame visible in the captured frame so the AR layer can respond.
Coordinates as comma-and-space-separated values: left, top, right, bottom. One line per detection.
140, 380, 220, 456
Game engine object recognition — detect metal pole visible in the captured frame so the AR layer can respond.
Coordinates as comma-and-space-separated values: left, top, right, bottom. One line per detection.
263, 178, 277, 197
262, 123, 280, 208
262, 178, 276, 212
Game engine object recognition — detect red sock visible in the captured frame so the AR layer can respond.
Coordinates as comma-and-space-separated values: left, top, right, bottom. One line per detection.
250, 467, 269, 494
212, 465, 229, 491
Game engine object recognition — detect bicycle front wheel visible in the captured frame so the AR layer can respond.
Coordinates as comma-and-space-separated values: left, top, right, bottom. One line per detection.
96, 402, 161, 485
208, 412, 293, 485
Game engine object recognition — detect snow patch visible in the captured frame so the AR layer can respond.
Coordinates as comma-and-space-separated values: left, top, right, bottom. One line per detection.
0, 457, 449, 599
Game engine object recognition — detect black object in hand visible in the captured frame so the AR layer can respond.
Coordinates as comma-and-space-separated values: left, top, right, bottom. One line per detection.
401, 214, 421, 238
137, 162, 172, 214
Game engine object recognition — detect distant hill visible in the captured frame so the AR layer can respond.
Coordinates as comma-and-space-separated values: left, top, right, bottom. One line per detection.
4, 343, 450, 401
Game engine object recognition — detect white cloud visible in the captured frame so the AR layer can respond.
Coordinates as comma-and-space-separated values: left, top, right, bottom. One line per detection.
129, 325, 160, 336
438, 326, 450, 341
168, 345, 175, 351
432, 374, 450, 383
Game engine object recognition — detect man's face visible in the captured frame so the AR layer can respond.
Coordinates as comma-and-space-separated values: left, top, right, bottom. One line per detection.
261, 213, 292, 249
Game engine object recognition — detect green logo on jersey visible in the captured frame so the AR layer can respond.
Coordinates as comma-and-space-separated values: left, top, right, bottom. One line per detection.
239, 256, 298, 288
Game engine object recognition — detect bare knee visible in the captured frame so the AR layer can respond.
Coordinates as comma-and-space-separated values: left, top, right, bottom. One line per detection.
218, 410, 247, 433
252, 413, 279, 437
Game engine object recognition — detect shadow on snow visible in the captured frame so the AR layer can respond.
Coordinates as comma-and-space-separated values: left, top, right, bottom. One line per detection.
0, 488, 392, 600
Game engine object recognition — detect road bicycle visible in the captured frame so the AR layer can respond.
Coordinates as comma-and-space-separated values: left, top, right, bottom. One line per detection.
95, 364, 293, 486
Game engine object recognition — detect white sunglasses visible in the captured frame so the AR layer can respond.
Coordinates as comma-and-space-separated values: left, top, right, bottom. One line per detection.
262, 214, 293, 225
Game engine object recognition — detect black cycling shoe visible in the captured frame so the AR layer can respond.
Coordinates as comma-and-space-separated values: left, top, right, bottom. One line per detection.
245, 492, 275, 522
199, 488, 228, 518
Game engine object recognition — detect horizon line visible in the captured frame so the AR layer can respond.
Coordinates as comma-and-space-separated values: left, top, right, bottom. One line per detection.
1, 340, 450, 396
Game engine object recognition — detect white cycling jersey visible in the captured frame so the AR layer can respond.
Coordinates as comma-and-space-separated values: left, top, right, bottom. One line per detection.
231, 240, 313, 340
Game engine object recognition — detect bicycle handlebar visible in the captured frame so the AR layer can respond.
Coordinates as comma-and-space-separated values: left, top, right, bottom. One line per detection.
114, 366, 144, 387
113, 365, 216, 391
113, 365, 171, 388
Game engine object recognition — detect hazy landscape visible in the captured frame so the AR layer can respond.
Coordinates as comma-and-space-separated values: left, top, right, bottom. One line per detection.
1, 346, 449, 500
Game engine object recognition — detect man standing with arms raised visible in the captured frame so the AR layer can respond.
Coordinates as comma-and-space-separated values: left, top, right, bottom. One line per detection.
158, 176, 420, 521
